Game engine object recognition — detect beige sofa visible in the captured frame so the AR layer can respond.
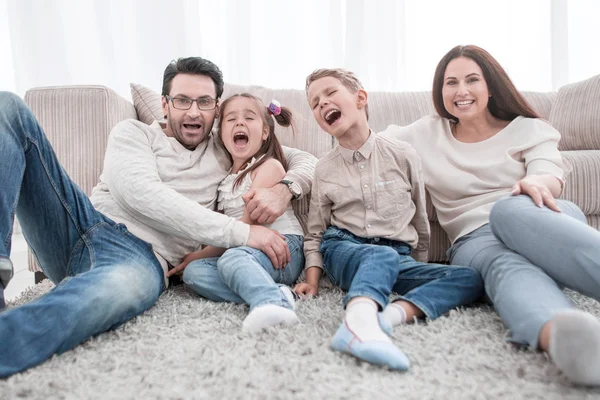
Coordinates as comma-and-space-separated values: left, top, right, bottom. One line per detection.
23, 76, 600, 271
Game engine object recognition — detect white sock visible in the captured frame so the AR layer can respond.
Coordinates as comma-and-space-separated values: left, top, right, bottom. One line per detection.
242, 305, 299, 334
345, 298, 390, 343
549, 309, 600, 385
279, 285, 297, 310
382, 302, 407, 327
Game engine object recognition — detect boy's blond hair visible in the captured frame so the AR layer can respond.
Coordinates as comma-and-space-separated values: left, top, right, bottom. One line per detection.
305, 68, 369, 120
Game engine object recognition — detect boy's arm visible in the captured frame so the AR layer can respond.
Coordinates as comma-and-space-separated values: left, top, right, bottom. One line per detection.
295, 169, 330, 296
243, 147, 317, 224
407, 148, 430, 262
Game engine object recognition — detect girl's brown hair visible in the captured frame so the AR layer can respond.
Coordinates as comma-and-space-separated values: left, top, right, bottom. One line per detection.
432, 45, 540, 122
217, 93, 294, 189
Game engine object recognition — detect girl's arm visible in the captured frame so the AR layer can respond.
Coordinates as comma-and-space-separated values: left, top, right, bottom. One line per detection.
167, 158, 288, 277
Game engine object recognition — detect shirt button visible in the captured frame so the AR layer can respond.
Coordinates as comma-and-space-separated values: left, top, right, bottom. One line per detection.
363, 184, 368, 188
360, 165, 365, 170
367, 224, 372, 228
366, 205, 372, 209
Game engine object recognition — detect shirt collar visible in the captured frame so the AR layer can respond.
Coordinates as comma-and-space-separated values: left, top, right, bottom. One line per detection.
339, 130, 375, 163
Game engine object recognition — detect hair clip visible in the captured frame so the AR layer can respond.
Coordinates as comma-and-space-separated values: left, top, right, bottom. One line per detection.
267, 99, 281, 116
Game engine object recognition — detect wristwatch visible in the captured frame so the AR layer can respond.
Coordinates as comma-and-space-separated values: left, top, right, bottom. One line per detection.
279, 179, 302, 200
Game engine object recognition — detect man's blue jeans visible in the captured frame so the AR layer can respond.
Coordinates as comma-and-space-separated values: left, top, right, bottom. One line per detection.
448, 195, 600, 349
183, 234, 304, 310
320, 226, 483, 319
0, 92, 165, 377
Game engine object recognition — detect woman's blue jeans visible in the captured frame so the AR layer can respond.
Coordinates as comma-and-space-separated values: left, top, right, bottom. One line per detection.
448, 195, 600, 348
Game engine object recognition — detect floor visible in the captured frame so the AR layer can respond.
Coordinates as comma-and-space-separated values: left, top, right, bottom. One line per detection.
4, 233, 35, 302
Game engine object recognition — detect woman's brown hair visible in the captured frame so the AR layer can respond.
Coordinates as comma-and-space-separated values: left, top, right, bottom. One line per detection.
432, 45, 540, 122
217, 93, 294, 189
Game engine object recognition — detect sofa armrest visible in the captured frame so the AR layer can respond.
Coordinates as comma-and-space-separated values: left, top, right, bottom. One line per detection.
23, 85, 137, 273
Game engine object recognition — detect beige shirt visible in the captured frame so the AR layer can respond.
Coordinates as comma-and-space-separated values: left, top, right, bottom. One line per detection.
380, 115, 567, 244
304, 131, 430, 270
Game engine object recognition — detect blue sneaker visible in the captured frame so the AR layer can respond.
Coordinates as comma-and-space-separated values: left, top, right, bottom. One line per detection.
330, 320, 410, 371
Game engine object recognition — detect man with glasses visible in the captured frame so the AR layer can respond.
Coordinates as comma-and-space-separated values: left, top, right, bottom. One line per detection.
0, 57, 316, 377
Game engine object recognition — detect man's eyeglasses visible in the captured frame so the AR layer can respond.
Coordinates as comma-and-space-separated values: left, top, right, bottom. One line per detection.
165, 95, 217, 110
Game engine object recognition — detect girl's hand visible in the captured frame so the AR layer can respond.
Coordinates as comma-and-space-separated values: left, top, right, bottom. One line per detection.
167, 258, 191, 277
511, 176, 561, 212
294, 282, 319, 298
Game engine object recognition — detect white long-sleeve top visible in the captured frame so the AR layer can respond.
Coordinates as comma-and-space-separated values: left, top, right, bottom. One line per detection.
91, 119, 316, 278
380, 115, 567, 244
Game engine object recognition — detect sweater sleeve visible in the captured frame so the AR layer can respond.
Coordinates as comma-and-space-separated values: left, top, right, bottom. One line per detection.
406, 147, 430, 262
102, 120, 249, 248
523, 119, 567, 180
282, 146, 318, 198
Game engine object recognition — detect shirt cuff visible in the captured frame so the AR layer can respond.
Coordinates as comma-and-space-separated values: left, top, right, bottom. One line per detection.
305, 252, 323, 270
230, 220, 250, 247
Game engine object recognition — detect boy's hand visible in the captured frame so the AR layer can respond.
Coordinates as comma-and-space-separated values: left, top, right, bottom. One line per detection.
243, 185, 291, 224
294, 282, 319, 298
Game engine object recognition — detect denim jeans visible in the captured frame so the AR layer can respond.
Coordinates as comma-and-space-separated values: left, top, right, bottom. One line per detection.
320, 226, 483, 319
448, 195, 600, 348
0, 92, 165, 377
183, 234, 304, 310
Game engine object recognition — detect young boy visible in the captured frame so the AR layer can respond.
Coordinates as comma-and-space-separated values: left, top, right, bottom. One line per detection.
295, 69, 483, 370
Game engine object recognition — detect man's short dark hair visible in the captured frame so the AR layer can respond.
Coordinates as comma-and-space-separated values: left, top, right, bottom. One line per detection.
162, 57, 224, 99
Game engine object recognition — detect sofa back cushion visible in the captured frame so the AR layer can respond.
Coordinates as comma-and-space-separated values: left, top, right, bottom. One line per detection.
550, 74, 600, 151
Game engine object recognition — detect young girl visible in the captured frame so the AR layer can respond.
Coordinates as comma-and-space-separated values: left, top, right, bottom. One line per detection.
168, 94, 304, 333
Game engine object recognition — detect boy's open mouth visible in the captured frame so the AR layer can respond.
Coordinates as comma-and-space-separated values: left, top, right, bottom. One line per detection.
324, 109, 341, 125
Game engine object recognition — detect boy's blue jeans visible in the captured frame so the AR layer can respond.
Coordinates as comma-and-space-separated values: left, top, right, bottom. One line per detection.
0, 92, 165, 377
321, 226, 483, 319
448, 195, 600, 349
183, 234, 304, 310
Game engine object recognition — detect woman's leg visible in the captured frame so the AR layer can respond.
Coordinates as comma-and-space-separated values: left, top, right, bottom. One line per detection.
490, 195, 600, 302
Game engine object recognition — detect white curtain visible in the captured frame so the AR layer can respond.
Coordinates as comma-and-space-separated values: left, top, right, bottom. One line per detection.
1, 0, 599, 99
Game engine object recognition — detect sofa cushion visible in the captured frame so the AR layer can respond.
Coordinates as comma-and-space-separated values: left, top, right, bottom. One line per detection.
130, 83, 163, 125
550, 74, 600, 151
561, 150, 600, 215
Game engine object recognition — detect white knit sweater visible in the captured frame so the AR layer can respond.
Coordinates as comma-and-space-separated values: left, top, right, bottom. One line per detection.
91, 119, 315, 278
381, 115, 566, 243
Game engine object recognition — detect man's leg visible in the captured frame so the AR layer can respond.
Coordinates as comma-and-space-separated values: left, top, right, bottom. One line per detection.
0, 92, 104, 287
0, 92, 164, 377
0, 222, 164, 377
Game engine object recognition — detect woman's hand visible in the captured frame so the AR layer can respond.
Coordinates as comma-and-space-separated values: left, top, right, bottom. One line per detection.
511, 175, 562, 212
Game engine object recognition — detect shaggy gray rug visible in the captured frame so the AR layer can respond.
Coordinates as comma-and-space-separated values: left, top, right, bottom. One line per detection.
3, 280, 600, 400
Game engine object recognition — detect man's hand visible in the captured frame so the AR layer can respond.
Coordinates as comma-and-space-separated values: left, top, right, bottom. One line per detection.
512, 175, 562, 212
247, 225, 290, 268
293, 282, 319, 298
243, 184, 292, 224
